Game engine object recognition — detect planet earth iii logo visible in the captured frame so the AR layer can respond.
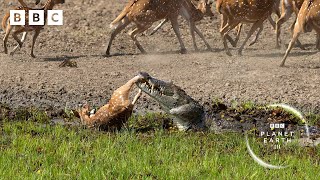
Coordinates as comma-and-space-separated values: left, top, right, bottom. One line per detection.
245, 104, 311, 169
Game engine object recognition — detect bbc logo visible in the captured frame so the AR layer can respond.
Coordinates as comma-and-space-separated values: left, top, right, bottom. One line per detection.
10, 10, 63, 26
270, 123, 285, 129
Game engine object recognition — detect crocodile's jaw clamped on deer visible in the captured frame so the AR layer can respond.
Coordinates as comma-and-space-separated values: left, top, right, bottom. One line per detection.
136, 72, 205, 131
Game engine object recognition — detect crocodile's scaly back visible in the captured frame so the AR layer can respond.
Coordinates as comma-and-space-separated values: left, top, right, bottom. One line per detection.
136, 72, 205, 131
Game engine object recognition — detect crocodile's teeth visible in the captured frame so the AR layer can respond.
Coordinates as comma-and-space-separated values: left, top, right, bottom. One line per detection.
151, 84, 155, 91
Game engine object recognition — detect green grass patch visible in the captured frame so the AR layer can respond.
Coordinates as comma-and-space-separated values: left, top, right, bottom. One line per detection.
0, 118, 319, 179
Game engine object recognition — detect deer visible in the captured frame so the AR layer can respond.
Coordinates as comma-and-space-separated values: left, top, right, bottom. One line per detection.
275, 0, 305, 48
280, 0, 320, 67
78, 75, 144, 131
2, 0, 65, 58
106, 0, 212, 56
149, 0, 214, 38
227, 0, 281, 48
216, 0, 276, 56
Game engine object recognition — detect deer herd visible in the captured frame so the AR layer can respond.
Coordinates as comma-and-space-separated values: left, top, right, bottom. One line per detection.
1, 0, 320, 66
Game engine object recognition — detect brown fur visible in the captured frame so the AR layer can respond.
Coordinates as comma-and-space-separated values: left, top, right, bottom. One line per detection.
216, 0, 276, 56
2, 0, 41, 30
276, 0, 305, 48
106, 0, 211, 56
281, 0, 320, 66
150, 0, 214, 35
2, 0, 65, 58
78, 75, 143, 131
229, 1, 281, 48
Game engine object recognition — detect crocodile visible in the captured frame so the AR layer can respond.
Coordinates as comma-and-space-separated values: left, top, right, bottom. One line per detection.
135, 72, 205, 131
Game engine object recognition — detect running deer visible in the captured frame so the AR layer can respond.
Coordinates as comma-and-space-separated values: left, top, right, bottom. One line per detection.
2, 0, 65, 58
276, 0, 304, 48
78, 75, 143, 131
281, 0, 320, 67
228, 0, 281, 48
216, 0, 276, 56
149, 0, 214, 38
106, 0, 212, 56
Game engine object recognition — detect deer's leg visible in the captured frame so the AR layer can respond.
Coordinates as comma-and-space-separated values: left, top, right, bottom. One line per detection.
316, 34, 320, 50
220, 17, 239, 56
12, 28, 25, 48
150, 19, 168, 35
232, 23, 242, 47
249, 25, 263, 46
3, 25, 12, 54
276, 6, 293, 48
310, 22, 320, 50
18, 0, 27, 7
106, 18, 130, 56
194, 26, 212, 51
128, 25, 149, 54
131, 89, 142, 105
238, 20, 263, 55
268, 16, 276, 30
10, 32, 28, 56
30, 29, 41, 58
220, 15, 237, 47
290, 21, 305, 50
189, 20, 199, 51
169, 17, 187, 54
280, 25, 302, 67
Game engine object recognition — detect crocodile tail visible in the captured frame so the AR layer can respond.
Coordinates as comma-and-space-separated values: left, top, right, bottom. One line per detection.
2, 12, 10, 31
110, 0, 137, 29
216, 0, 223, 14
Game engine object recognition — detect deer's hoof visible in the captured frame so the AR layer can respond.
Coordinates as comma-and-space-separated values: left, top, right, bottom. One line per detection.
180, 48, 187, 54
299, 46, 306, 50
141, 50, 147, 54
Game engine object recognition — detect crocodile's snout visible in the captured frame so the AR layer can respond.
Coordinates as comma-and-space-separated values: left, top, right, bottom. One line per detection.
138, 72, 151, 79
135, 72, 205, 131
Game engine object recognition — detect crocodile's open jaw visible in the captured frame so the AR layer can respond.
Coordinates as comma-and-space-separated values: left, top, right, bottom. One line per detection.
136, 72, 205, 131
136, 72, 181, 110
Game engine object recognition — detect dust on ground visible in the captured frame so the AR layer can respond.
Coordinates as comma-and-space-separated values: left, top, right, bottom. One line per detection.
0, 0, 319, 116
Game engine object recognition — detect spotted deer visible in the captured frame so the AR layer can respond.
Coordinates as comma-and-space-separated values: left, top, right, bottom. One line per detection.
216, 0, 276, 56
149, 0, 214, 43
2, 0, 65, 58
78, 75, 144, 131
228, 0, 281, 48
281, 0, 320, 67
106, 0, 212, 56
276, 0, 304, 48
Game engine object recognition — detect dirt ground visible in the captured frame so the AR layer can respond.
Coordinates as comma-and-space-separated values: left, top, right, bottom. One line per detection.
0, 0, 319, 115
